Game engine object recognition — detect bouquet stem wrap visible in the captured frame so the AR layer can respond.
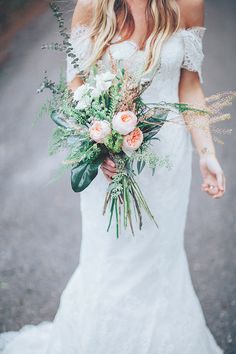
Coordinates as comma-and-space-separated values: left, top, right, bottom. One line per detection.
103, 155, 157, 238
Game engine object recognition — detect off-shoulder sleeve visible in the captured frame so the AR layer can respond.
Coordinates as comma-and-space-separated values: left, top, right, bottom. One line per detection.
181, 27, 206, 83
67, 25, 92, 83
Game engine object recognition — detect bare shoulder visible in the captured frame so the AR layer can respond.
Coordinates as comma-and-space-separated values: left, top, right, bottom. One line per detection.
71, 0, 94, 29
177, 0, 205, 28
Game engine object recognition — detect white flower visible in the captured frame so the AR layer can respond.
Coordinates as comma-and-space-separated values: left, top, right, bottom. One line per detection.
95, 71, 115, 92
90, 87, 102, 99
122, 128, 144, 156
89, 120, 111, 143
112, 111, 138, 135
73, 84, 92, 110
73, 83, 90, 100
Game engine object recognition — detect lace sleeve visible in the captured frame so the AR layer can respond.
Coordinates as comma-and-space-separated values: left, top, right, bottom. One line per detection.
67, 25, 92, 83
181, 27, 206, 83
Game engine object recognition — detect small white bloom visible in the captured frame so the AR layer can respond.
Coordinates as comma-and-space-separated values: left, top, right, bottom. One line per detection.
89, 120, 111, 143
76, 97, 92, 110
112, 111, 138, 135
95, 71, 115, 92
73, 83, 90, 101
74, 84, 92, 110
91, 87, 102, 99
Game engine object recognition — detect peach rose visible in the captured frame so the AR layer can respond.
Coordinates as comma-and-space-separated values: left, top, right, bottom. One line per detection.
112, 111, 138, 135
89, 120, 111, 143
122, 128, 144, 155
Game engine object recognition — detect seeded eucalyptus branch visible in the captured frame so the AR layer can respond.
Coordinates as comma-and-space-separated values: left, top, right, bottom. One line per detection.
41, 2, 80, 72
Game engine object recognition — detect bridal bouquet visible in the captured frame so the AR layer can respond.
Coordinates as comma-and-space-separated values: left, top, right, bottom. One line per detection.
38, 65, 205, 237
38, 2, 234, 238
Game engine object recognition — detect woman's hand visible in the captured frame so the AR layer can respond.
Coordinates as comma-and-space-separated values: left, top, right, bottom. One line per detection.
101, 158, 116, 182
200, 154, 225, 199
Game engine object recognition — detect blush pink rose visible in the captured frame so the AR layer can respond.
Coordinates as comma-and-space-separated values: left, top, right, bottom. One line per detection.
122, 128, 144, 155
89, 120, 111, 143
112, 111, 138, 135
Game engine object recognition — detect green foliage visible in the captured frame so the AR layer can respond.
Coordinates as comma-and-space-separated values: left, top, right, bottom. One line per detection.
104, 170, 158, 238
83, 143, 103, 163
49, 127, 71, 155
138, 113, 168, 141
86, 97, 108, 121
50, 111, 70, 128
71, 158, 103, 192
131, 144, 173, 175
46, 2, 81, 72
104, 131, 123, 154
107, 85, 121, 119
134, 96, 147, 117
64, 140, 102, 167
34, 99, 51, 126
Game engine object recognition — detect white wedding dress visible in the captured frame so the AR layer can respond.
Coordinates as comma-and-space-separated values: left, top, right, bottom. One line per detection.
0, 25, 223, 354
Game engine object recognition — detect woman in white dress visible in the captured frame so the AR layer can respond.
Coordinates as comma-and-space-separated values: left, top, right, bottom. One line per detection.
0, 0, 226, 353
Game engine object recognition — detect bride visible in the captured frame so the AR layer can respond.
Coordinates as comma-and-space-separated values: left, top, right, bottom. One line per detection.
0, 0, 226, 353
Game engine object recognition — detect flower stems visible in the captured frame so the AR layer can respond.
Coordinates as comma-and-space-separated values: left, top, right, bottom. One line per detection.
103, 168, 158, 238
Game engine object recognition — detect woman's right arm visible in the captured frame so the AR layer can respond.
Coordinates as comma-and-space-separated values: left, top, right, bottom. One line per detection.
69, 1, 116, 180
68, 0, 93, 91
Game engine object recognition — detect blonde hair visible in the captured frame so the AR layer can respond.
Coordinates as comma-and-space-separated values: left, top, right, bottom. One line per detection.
87, 0, 180, 74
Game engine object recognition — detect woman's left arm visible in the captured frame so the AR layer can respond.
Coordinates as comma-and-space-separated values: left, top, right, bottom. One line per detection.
179, 0, 225, 198
179, 71, 225, 198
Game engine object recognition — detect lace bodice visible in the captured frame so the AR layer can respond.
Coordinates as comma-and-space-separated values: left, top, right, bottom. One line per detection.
67, 25, 205, 104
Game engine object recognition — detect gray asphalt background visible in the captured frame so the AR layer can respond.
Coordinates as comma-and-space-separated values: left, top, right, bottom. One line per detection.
0, 1, 235, 353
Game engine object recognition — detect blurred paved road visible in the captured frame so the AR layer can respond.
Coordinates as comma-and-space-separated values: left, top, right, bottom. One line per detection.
0, 1, 235, 353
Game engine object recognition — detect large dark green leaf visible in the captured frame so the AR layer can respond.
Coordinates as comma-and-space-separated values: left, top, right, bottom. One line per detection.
51, 111, 69, 128
137, 160, 146, 174
139, 113, 168, 134
143, 130, 161, 142
71, 158, 103, 192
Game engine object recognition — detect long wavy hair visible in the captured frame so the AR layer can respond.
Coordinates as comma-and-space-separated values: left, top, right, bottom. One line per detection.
86, 0, 180, 73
